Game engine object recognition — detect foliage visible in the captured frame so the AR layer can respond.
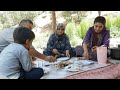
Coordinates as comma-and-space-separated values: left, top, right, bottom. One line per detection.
65, 20, 81, 47
112, 16, 120, 28
65, 19, 76, 40
0, 11, 43, 30
62, 11, 89, 23
105, 15, 120, 38
32, 31, 51, 53
110, 26, 120, 38
106, 16, 112, 30
79, 19, 93, 39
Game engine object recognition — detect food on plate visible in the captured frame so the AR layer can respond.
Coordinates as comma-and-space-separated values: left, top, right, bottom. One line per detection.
54, 61, 70, 68
65, 65, 80, 72
69, 66, 80, 70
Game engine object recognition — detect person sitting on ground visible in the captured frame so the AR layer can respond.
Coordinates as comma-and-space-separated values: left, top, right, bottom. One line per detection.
43, 23, 76, 58
0, 18, 56, 62
75, 16, 110, 60
0, 26, 45, 79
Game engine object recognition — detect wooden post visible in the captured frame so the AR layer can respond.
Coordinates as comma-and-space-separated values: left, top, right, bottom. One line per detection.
98, 11, 101, 16
51, 11, 56, 32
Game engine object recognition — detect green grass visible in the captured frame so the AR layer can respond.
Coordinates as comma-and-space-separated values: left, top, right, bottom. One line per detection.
79, 19, 92, 39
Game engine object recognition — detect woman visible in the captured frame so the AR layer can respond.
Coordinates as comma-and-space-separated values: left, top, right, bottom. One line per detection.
76, 16, 110, 60
43, 23, 76, 58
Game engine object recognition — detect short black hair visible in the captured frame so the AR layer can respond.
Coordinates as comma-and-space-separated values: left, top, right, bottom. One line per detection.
94, 16, 106, 26
13, 26, 35, 44
19, 18, 33, 25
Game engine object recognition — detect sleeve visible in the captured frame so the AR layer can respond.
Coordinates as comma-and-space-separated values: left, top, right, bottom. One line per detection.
46, 35, 55, 52
103, 30, 110, 47
18, 50, 32, 72
83, 27, 91, 44
5, 34, 14, 43
2, 27, 16, 43
65, 35, 71, 50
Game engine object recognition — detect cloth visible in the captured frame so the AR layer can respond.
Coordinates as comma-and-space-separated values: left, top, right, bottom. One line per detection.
62, 64, 120, 79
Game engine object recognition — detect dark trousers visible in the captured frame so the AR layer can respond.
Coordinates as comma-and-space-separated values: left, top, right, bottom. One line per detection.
19, 68, 44, 79
75, 45, 110, 61
43, 47, 76, 57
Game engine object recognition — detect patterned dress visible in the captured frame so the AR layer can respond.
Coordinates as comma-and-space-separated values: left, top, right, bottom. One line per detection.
43, 33, 76, 57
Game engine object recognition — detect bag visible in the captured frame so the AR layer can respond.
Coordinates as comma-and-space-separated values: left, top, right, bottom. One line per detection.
97, 47, 107, 65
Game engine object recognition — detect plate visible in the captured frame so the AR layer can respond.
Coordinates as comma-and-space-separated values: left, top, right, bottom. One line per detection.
65, 65, 80, 72
44, 61, 61, 66
42, 67, 50, 74
78, 60, 94, 65
66, 68, 79, 72
57, 57, 69, 61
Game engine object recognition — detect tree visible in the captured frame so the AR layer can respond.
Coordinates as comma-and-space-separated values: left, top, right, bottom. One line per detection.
0, 11, 40, 30
98, 11, 101, 16
51, 11, 56, 32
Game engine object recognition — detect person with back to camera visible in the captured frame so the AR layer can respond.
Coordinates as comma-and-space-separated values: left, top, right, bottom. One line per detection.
0, 26, 45, 79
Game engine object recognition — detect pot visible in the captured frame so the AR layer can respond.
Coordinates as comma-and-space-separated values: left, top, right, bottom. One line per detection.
118, 44, 120, 48
110, 47, 120, 60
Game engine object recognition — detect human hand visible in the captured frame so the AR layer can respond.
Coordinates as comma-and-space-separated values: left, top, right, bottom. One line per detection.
66, 50, 70, 58
91, 46, 98, 52
46, 56, 57, 62
82, 51, 89, 60
52, 49, 60, 55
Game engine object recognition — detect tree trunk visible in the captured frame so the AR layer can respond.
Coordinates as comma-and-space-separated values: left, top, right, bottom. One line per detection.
98, 11, 101, 16
51, 11, 56, 32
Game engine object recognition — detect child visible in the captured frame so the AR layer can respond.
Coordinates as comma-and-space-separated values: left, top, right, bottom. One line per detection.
0, 26, 44, 79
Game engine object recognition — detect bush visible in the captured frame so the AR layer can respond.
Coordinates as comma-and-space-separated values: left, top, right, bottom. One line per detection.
79, 19, 93, 39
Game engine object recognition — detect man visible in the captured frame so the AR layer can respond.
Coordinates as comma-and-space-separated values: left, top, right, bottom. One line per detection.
0, 18, 56, 62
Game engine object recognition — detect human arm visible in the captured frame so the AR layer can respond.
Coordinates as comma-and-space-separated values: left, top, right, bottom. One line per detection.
82, 28, 91, 59
47, 34, 61, 55
2, 26, 17, 43
64, 35, 71, 57
29, 46, 56, 62
47, 34, 57, 53
91, 46, 98, 52
52, 49, 60, 55
102, 30, 110, 47
66, 50, 70, 58
82, 43, 89, 59
19, 50, 32, 72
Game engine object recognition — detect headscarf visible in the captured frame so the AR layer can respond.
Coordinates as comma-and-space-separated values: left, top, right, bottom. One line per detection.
55, 23, 65, 39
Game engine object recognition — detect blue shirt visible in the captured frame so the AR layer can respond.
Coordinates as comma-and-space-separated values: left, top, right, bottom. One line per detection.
0, 43, 32, 79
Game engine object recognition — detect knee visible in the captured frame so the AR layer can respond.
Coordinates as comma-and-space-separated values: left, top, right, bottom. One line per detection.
37, 68, 44, 77
32, 68, 44, 79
